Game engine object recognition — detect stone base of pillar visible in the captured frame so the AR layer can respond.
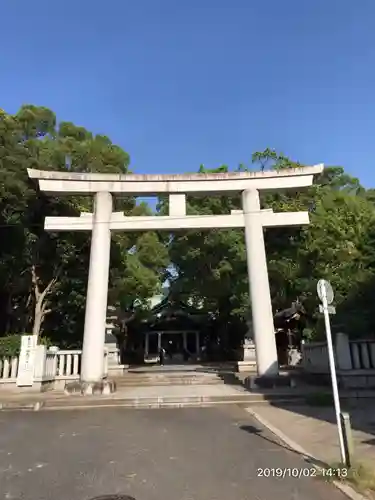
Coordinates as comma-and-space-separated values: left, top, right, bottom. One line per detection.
236, 361, 257, 372
64, 379, 117, 396
236, 341, 257, 372
108, 365, 129, 376
244, 374, 297, 390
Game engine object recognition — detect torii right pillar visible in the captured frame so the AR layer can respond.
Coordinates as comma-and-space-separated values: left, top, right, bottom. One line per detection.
242, 189, 278, 377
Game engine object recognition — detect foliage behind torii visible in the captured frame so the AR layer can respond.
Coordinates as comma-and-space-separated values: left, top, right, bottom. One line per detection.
0, 105, 168, 347
1, 104, 375, 346
164, 152, 375, 338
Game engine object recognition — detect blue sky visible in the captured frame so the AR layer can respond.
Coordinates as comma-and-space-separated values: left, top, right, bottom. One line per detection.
1, 0, 375, 186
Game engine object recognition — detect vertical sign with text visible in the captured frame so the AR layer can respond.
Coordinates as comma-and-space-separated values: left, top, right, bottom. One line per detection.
16, 335, 37, 387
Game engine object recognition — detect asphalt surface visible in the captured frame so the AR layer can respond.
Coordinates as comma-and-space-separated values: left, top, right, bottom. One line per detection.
0, 406, 349, 500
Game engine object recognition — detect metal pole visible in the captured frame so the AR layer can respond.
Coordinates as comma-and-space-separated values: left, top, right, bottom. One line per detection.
321, 285, 347, 464
340, 412, 353, 467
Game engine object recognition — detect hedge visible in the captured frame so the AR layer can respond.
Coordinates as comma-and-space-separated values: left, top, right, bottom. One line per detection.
0, 334, 22, 358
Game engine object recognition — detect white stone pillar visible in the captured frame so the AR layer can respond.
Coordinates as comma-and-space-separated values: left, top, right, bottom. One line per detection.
81, 191, 112, 383
335, 332, 352, 370
242, 189, 278, 376
145, 333, 149, 357
33, 345, 47, 380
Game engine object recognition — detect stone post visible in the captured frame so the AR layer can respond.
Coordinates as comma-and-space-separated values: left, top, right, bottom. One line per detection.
335, 332, 352, 370
236, 319, 257, 372
33, 344, 47, 380
242, 189, 278, 376
81, 191, 112, 384
145, 333, 149, 358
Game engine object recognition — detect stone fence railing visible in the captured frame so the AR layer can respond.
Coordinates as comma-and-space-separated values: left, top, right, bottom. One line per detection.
301, 332, 375, 388
0, 345, 110, 391
301, 340, 329, 373
0, 355, 19, 381
55, 350, 82, 378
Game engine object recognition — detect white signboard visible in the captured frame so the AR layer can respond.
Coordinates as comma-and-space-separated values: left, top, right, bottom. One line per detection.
319, 304, 336, 315
317, 279, 334, 305
16, 335, 37, 387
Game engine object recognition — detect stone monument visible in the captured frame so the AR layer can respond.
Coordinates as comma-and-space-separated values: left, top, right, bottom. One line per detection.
237, 319, 257, 372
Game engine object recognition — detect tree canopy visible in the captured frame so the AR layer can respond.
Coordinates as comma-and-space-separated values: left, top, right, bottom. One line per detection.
1, 104, 374, 347
0, 105, 168, 347
165, 157, 375, 339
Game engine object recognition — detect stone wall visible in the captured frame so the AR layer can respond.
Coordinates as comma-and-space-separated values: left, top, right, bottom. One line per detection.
301, 332, 375, 388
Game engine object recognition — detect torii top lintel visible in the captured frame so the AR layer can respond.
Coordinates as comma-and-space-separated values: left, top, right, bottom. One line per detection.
27, 164, 324, 195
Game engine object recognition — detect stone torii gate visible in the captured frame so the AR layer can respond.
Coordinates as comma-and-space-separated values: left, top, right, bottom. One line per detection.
28, 165, 323, 392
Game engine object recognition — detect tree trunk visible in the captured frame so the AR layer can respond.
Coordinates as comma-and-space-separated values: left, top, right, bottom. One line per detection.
32, 304, 43, 337
31, 265, 57, 340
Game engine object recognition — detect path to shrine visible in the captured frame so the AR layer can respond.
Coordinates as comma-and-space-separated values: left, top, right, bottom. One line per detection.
0, 406, 348, 500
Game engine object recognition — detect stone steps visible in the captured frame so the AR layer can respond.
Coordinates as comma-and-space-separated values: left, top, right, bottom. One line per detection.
116, 379, 225, 387
114, 374, 225, 387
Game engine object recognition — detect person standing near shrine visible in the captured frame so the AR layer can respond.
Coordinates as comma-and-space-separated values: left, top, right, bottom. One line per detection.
159, 345, 166, 365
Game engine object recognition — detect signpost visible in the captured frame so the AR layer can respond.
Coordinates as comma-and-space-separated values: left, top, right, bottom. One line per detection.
16, 335, 37, 387
317, 279, 334, 305
316, 279, 347, 465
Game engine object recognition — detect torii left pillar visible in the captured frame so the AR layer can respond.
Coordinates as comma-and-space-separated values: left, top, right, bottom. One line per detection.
80, 191, 113, 389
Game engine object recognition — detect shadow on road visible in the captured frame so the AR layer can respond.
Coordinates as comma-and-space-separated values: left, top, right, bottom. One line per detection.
240, 423, 328, 469
266, 399, 375, 442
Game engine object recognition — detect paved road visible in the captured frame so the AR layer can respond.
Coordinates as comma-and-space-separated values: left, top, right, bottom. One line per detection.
0, 406, 348, 500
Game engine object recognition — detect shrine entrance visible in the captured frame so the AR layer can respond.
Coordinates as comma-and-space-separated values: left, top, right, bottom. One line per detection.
161, 332, 184, 361
145, 331, 200, 363
126, 295, 205, 365
28, 165, 323, 390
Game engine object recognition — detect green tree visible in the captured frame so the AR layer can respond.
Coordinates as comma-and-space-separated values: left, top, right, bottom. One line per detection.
164, 164, 248, 321
0, 105, 168, 347
165, 151, 375, 340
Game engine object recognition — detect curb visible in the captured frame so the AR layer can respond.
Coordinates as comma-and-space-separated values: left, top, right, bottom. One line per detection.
1, 390, 375, 412
0, 396, 306, 411
246, 408, 369, 500
0, 402, 44, 411
41, 398, 305, 411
